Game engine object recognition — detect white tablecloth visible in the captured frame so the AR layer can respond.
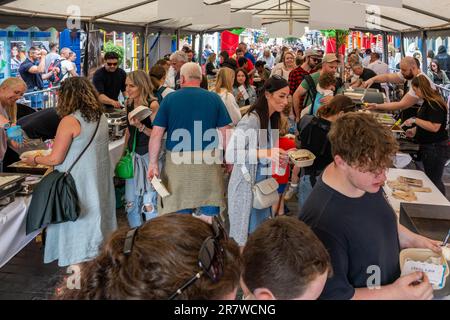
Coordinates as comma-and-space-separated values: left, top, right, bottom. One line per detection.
0, 197, 39, 269
0, 138, 126, 269
109, 137, 125, 169
383, 168, 450, 214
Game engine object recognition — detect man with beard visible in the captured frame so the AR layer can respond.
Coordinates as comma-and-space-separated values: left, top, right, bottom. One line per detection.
293, 54, 343, 121
289, 49, 321, 119
364, 57, 436, 113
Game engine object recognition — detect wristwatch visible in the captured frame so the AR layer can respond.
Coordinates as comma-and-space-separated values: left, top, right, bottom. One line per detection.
1, 122, 11, 130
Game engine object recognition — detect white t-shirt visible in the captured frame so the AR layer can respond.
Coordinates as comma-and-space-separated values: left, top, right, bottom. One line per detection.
397, 71, 436, 105
164, 66, 176, 89
368, 60, 389, 75
60, 59, 74, 81
218, 89, 242, 126
160, 86, 175, 99
45, 52, 61, 73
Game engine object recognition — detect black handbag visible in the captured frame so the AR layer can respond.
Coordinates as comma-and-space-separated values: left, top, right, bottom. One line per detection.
26, 119, 101, 235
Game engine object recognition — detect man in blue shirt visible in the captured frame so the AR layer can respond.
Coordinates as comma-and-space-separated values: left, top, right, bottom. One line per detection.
239, 42, 256, 66
148, 62, 232, 222
19, 47, 55, 108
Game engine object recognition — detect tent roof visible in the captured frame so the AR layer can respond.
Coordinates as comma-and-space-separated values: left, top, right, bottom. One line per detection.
0, 0, 449, 34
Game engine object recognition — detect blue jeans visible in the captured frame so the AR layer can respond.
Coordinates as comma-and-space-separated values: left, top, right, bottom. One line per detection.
177, 206, 220, 217
297, 174, 313, 211
125, 178, 158, 228
29, 92, 44, 109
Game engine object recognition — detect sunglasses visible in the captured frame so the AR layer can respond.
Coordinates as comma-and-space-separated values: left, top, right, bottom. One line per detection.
311, 58, 322, 63
107, 62, 118, 67
168, 216, 228, 300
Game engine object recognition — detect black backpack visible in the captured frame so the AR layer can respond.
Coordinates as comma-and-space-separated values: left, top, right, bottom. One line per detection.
297, 115, 331, 175
303, 75, 318, 111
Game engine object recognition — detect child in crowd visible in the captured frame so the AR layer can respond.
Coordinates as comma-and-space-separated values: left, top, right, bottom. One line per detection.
311, 73, 336, 116
272, 116, 296, 216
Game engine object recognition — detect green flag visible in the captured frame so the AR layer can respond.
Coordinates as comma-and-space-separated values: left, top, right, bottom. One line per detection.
230, 28, 245, 35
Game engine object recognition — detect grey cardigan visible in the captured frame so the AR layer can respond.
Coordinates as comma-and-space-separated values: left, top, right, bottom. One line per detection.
226, 112, 272, 246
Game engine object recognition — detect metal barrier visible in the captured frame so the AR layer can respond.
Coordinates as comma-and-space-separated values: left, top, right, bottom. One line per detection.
20, 86, 60, 109
388, 68, 450, 101
436, 84, 450, 102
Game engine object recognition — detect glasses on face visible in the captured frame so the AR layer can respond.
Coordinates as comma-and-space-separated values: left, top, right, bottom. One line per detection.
168, 216, 228, 300
107, 62, 118, 67
311, 58, 322, 63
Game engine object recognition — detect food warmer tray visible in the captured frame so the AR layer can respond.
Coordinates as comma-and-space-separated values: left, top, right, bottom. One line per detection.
0, 173, 28, 201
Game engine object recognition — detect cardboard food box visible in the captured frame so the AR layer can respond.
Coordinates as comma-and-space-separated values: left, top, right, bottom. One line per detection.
400, 248, 449, 290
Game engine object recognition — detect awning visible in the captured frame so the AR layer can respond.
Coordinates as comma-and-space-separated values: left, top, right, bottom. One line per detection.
0, 0, 449, 34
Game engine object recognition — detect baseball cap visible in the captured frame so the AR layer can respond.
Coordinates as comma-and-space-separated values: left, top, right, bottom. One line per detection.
304, 49, 320, 58
322, 53, 339, 63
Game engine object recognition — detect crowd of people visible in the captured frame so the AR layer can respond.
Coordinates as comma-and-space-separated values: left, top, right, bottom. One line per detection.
0, 39, 449, 301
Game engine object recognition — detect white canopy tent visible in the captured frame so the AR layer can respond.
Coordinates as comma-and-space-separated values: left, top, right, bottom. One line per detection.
0, 0, 449, 34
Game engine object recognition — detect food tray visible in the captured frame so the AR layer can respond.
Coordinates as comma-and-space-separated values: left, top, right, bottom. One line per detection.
8, 161, 51, 175
0, 173, 28, 200
400, 248, 449, 290
288, 149, 316, 168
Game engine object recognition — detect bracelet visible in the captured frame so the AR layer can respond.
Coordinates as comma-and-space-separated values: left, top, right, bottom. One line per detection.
33, 155, 39, 165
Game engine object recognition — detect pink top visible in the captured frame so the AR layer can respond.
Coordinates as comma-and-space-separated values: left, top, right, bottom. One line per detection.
0, 103, 9, 161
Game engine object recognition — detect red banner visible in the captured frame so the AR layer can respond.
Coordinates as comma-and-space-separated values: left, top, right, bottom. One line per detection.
220, 30, 239, 57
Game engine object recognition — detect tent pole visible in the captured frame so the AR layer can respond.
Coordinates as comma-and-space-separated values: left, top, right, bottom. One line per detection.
400, 32, 405, 58
198, 32, 204, 65
176, 29, 181, 51
382, 32, 389, 64
192, 33, 197, 55
421, 30, 428, 72
144, 25, 149, 72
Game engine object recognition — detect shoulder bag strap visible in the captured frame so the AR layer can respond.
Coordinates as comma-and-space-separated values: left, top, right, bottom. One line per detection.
131, 126, 138, 154
66, 117, 101, 175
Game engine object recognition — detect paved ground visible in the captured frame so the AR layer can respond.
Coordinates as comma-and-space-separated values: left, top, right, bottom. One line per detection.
1, 165, 450, 300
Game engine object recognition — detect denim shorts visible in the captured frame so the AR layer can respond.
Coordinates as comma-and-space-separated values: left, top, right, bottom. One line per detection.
177, 206, 220, 217
278, 183, 287, 194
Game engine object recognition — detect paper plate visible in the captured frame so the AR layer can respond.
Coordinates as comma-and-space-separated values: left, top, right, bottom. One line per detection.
20, 149, 51, 160
128, 106, 152, 122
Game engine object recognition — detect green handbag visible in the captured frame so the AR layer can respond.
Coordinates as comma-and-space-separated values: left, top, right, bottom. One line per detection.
115, 128, 137, 179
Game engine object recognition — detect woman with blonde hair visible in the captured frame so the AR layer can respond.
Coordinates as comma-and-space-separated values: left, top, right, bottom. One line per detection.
124, 70, 160, 227
206, 53, 219, 77
0, 78, 27, 170
404, 75, 449, 195
214, 67, 241, 126
23, 77, 117, 267
271, 51, 296, 81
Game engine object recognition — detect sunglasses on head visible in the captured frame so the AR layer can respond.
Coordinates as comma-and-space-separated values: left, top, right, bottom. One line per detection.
167, 216, 228, 300
107, 62, 118, 67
